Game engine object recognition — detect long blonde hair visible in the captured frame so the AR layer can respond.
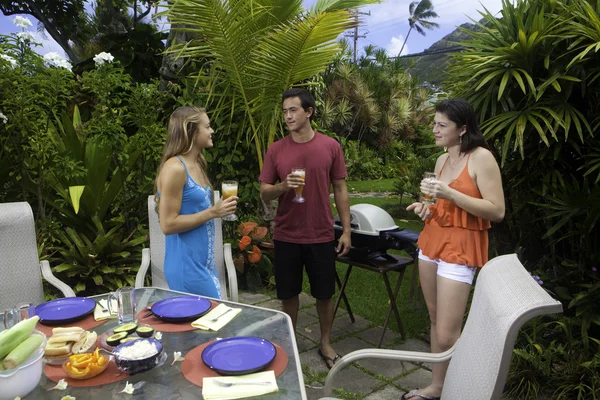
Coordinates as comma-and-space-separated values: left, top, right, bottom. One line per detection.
154, 106, 210, 213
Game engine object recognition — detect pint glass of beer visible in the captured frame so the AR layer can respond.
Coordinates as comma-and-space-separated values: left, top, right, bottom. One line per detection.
291, 168, 305, 203
221, 180, 238, 221
420, 172, 436, 205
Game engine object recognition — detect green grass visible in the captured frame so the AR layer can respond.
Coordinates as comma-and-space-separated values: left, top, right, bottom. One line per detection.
346, 179, 396, 192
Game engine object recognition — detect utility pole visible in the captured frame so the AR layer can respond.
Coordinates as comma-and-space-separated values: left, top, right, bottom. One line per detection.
344, 9, 370, 63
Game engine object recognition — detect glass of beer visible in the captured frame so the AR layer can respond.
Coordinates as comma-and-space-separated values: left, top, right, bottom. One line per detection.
420, 172, 437, 205
221, 180, 238, 221
291, 168, 305, 203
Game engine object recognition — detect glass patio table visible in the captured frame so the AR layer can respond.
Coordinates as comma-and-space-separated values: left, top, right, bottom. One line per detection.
5, 287, 307, 400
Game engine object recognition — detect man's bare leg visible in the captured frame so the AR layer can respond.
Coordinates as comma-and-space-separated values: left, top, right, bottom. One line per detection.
281, 295, 299, 330
316, 297, 338, 366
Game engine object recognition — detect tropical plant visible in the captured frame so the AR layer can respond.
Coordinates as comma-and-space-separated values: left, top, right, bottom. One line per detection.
445, 0, 600, 397
162, 0, 380, 171
398, 0, 440, 56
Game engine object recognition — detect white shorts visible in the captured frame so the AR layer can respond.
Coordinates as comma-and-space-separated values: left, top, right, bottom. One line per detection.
418, 250, 477, 285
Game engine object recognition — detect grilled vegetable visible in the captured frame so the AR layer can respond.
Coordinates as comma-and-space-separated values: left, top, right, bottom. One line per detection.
0, 316, 40, 359
3, 333, 44, 369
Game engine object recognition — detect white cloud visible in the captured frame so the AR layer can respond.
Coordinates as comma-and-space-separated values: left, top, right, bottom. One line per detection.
387, 35, 409, 57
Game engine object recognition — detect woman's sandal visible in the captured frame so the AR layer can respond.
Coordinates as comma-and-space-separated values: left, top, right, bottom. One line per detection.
400, 388, 441, 400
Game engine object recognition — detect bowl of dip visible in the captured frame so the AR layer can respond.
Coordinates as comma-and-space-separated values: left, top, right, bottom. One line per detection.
112, 337, 163, 374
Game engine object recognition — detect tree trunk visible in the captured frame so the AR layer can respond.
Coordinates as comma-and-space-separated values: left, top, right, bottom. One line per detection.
398, 26, 413, 58
27, 1, 80, 63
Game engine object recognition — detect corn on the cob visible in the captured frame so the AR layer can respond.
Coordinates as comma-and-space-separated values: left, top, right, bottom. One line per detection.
3, 333, 44, 369
0, 316, 40, 359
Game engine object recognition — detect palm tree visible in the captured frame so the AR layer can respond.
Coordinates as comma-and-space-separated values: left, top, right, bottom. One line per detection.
163, 0, 379, 169
398, 0, 440, 57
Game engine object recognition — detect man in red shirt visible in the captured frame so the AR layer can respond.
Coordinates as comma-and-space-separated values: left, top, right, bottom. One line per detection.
259, 88, 351, 369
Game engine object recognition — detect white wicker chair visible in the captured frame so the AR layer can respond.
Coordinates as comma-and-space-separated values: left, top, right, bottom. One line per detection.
135, 193, 238, 302
320, 253, 563, 400
0, 202, 75, 311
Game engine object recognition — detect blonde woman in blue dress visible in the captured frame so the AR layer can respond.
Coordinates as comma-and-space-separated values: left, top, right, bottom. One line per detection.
155, 106, 237, 297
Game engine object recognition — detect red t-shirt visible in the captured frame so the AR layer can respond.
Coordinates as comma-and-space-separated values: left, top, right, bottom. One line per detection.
259, 131, 347, 243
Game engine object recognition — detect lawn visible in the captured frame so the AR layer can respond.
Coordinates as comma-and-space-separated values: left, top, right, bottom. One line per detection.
346, 178, 396, 192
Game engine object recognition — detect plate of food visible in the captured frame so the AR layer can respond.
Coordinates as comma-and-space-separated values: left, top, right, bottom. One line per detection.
43, 327, 98, 365
99, 323, 157, 351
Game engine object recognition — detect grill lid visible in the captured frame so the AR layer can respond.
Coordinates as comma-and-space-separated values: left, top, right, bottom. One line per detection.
334, 204, 398, 236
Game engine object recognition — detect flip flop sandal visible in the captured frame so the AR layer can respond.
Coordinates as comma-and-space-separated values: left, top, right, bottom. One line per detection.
317, 348, 341, 370
401, 389, 441, 400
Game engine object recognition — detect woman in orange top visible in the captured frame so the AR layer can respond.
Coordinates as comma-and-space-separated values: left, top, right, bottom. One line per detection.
403, 99, 505, 400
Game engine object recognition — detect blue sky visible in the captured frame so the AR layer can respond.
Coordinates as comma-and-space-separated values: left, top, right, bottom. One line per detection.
0, 0, 505, 59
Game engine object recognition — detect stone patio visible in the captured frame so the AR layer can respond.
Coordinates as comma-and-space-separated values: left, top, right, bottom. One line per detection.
238, 291, 432, 400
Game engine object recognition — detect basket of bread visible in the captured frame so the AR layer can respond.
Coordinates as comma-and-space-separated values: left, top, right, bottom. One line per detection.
44, 327, 98, 365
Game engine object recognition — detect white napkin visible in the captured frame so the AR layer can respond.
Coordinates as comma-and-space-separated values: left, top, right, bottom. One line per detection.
191, 304, 241, 331
202, 370, 278, 400
93, 299, 117, 321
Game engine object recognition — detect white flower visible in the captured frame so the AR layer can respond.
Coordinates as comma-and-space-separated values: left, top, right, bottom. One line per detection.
93, 52, 114, 66
0, 112, 7, 124
171, 351, 184, 365
118, 381, 135, 394
154, 331, 162, 340
43, 52, 72, 72
48, 378, 68, 391
13, 397, 22, 400
13, 16, 32, 29
60, 396, 76, 400
0, 54, 17, 69
16, 31, 36, 42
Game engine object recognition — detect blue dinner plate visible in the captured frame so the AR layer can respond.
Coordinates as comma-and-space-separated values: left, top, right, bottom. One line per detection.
35, 297, 96, 325
150, 296, 211, 322
201, 336, 277, 376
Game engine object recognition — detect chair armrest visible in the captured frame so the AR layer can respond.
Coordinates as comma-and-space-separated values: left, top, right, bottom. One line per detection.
323, 346, 455, 396
135, 248, 150, 288
223, 243, 239, 302
40, 260, 75, 298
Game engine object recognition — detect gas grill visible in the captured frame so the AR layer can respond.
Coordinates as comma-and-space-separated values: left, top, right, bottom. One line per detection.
332, 204, 421, 346
333, 204, 420, 265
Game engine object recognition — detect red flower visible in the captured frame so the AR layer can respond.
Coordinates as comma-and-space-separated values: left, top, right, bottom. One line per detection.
239, 222, 258, 236
250, 226, 267, 240
238, 235, 251, 251
247, 245, 262, 264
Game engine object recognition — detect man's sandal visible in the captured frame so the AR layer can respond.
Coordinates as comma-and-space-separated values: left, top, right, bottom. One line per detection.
317, 348, 341, 370
400, 389, 441, 400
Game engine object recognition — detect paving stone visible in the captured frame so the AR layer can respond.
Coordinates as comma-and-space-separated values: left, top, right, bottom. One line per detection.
297, 322, 324, 345
327, 365, 382, 396
364, 385, 407, 400
305, 385, 326, 400
356, 354, 418, 380
394, 367, 432, 392
331, 336, 374, 356
387, 339, 432, 370
357, 326, 402, 348
255, 299, 281, 311
295, 334, 318, 353
331, 314, 372, 337
299, 292, 316, 309
297, 311, 318, 327
237, 291, 270, 305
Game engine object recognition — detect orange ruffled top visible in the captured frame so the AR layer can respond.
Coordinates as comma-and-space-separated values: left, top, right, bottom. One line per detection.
418, 155, 491, 268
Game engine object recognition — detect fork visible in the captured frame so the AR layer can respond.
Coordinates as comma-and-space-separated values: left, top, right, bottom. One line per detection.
212, 380, 272, 387
210, 308, 232, 322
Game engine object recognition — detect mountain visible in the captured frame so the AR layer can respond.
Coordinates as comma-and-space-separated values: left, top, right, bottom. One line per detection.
400, 21, 481, 87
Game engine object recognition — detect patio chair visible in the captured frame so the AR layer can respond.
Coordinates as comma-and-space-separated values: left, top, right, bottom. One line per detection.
135, 193, 238, 302
0, 202, 75, 311
319, 253, 563, 400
